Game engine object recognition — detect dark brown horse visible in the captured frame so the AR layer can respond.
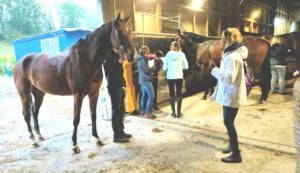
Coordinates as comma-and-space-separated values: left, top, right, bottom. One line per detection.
177, 32, 271, 102
13, 13, 136, 153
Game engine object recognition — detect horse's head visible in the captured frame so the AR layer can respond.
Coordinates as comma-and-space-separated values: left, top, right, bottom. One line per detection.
111, 13, 136, 63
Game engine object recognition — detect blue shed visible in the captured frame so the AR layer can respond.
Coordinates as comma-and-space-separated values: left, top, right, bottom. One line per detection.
13, 28, 92, 62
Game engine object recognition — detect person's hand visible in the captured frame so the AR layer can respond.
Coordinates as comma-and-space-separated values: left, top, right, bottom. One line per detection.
209, 60, 216, 69
293, 70, 300, 77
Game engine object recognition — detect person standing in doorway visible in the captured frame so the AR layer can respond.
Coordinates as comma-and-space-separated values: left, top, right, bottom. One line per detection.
210, 28, 248, 163
163, 41, 189, 118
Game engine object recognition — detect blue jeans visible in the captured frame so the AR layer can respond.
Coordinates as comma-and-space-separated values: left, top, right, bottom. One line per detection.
223, 106, 239, 152
271, 65, 286, 93
140, 82, 154, 114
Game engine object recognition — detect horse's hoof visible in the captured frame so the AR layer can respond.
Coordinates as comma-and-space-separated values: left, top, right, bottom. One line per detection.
32, 142, 39, 148
201, 97, 207, 100
96, 140, 104, 146
72, 146, 81, 154
39, 136, 45, 141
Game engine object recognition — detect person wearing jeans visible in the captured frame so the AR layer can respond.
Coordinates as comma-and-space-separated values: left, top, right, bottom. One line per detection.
270, 37, 290, 95
137, 46, 156, 119
210, 28, 248, 163
271, 65, 286, 94
163, 41, 189, 118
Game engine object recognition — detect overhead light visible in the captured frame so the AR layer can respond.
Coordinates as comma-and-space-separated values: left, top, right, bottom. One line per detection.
192, 0, 203, 10
251, 10, 260, 19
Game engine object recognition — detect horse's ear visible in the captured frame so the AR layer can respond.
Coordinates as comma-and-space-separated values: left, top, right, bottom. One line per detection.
177, 30, 182, 36
114, 12, 121, 29
124, 15, 132, 24
116, 12, 121, 21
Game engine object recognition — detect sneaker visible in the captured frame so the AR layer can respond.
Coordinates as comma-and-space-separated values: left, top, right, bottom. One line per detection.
153, 106, 160, 111
113, 135, 129, 143
139, 112, 145, 117
144, 113, 156, 119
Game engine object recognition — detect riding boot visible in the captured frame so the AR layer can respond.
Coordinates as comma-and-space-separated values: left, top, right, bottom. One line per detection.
177, 97, 182, 118
169, 97, 176, 117
221, 150, 242, 163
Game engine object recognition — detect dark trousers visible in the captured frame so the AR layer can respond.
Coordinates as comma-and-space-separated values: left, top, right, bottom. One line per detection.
109, 88, 125, 136
167, 79, 183, 97
152, 78, 158, 106
223, 106, 239, 152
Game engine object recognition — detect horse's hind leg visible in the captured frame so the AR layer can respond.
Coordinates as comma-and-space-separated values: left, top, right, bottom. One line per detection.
88, 92, 103, 146
15, 80, 39, 147
32, 87, 45, 141
202, 89, 209, 100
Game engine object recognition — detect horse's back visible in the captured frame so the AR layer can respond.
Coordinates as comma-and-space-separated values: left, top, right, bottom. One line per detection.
13, 52, 73, 95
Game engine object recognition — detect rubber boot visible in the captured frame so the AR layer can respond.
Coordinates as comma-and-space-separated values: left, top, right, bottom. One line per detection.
169, 97, 176, 117
177, 97, 182, 118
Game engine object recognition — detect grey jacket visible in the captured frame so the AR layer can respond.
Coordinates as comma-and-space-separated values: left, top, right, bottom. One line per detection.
137, 54, 152, 84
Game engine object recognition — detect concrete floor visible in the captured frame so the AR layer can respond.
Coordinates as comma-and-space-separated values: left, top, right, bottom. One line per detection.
0, 76, 297, 172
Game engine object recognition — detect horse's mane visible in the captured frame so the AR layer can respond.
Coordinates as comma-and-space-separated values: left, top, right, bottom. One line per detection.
183, 32, 219, 43
74, 21, 113, 46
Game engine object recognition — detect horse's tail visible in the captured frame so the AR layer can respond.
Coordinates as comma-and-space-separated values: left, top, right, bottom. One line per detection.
259, 45, 272, 101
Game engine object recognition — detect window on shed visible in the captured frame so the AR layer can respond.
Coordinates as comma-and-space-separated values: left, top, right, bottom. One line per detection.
40, 37, 60, 54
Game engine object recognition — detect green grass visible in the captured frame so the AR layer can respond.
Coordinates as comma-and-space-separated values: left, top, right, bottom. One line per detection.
0, 41, 15, 75
0, 41, 14, 56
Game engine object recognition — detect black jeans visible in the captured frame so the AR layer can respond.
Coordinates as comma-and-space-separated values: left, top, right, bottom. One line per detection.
152, 78, 158, 106
223, 106, 239, 152
167, 79, 183, 98
109, 88, 125, 136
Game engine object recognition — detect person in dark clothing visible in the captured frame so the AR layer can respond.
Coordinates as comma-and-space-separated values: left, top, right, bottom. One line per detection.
151, 51, 164, 110
103, 49, 132, 143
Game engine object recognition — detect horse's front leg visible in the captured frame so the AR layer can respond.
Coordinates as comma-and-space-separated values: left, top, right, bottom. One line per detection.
72, 93, 84, 154
89, 92, 104, 146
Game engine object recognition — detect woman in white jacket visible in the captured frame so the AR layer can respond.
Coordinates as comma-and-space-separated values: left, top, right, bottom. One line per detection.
210, 28, 248, 163
163, 41, 189, 118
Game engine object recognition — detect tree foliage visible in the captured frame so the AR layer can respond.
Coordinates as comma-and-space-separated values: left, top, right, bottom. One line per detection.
59, 1, 85, 28
0, 0, 54, 40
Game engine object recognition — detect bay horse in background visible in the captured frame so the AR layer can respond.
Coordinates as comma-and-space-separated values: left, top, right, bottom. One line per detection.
177, 32, 271, 102
13, 13, 136, 154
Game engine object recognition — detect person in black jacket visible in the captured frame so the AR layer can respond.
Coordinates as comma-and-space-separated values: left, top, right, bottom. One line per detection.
270, 37, 290, 95
103, 49, 132, 143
